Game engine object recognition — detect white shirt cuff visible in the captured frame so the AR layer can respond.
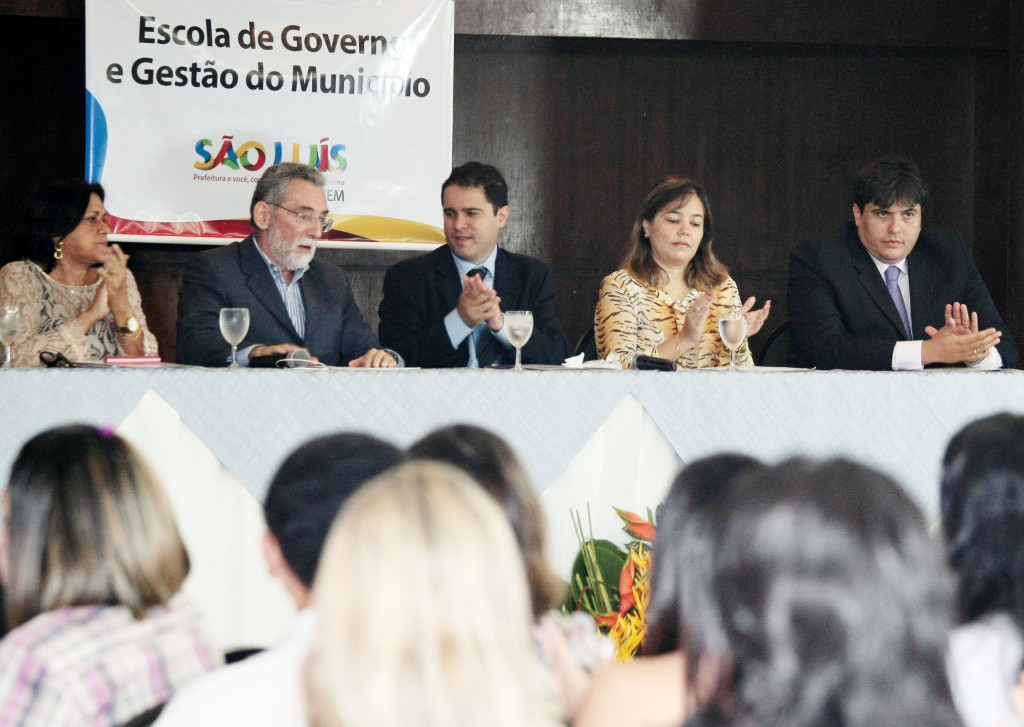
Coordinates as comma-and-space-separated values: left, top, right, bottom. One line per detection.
491, 320, 513, 350
237, 344, 259, 367
444, 309, 473, 348
965, 347, 1003, 370
891, 340, 924, 370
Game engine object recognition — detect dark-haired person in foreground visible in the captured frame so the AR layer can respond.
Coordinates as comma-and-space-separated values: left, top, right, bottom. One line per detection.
155, 433, 404, 727
689, 458, 959, 727
575, 454, 765, 727
788, 156, 1017, 369
378, 161, 569, 367
176, 162, 398, 367
941, 413, 1024, 727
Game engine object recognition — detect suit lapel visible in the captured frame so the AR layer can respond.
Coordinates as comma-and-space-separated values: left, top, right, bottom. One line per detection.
239, 237, 300, 339
434, 247, 463, 311
493, 247, 520, 305
846, 229, 908, 338
906, 241, 938, 339
298, 264, 326, 345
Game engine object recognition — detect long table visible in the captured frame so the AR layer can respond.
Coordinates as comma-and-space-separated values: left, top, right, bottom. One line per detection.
2, 366, 1020, 648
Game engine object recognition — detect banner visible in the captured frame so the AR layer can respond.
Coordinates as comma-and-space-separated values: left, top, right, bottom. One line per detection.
85, 0, 453, 248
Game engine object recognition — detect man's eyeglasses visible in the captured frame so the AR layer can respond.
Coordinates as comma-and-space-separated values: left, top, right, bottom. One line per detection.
269, 203, 333, 234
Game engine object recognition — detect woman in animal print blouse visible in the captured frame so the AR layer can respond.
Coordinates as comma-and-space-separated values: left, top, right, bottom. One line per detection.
594, 176, 770, 368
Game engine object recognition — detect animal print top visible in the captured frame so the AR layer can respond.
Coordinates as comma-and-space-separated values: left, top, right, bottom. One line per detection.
594, 269, 752, 368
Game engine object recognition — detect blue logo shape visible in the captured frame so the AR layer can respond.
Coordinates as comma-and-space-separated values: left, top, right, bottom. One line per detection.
85, 90, 108, 182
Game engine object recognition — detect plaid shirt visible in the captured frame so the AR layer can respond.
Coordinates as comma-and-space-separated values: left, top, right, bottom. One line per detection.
0, 598, 218, 727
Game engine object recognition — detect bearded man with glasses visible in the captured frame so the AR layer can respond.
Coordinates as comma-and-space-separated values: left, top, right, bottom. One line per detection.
177, 162, 399, 367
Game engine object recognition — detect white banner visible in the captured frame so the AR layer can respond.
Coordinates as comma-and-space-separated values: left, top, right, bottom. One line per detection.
85, 0, 453, 248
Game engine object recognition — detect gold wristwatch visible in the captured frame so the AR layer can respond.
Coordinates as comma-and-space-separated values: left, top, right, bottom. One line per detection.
114, 316, 140, 335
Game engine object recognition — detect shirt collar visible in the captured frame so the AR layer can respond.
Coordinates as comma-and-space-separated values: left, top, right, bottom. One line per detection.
451, 245, 499, 280
867, 252, 908, 277
253, 238, 309, 284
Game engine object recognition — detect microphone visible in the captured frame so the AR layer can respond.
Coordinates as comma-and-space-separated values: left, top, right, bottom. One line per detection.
281, 349, 313, 368
248, 348, 314, 368
630, 353, 678, 371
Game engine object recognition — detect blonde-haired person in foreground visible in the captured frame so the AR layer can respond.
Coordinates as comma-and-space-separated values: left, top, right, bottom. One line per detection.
304, 460, 560, 727
0, 424, 217, 727
409, 424, 615, 719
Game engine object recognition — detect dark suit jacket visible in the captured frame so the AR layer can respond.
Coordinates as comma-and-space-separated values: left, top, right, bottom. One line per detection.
177, 236, 381, 367
378, 245, 569, 368
787, 223, 1018, 370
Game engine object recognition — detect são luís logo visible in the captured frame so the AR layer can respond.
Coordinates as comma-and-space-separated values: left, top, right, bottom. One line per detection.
195, 135, 346, 172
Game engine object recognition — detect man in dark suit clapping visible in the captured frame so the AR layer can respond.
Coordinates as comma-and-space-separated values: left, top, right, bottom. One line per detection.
787, 156, 1017, 370
378, 162, 569, 368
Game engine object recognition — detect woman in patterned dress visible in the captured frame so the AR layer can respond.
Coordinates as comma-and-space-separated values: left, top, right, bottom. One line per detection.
594, 177, 769, 368
0, 181, 157, 366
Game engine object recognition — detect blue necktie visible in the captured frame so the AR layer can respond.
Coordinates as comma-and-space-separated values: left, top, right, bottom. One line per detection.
465, 267, 500, 367
884, 265, 912, 339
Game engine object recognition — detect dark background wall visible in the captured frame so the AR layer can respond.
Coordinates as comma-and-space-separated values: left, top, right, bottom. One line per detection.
2, 1, 1022, 363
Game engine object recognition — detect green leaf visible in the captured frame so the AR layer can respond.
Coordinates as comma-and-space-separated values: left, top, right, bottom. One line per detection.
562, 538, 628, 613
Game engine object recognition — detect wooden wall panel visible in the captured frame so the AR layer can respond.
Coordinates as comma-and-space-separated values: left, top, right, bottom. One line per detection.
453, 0, 1009, 49
0, 16, 85, 267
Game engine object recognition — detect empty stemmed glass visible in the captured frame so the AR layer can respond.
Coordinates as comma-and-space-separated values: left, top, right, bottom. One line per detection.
504, 311, 534, 371
219, 308, 250, 369
0, 305, 22, 369
718, 307, 747, 370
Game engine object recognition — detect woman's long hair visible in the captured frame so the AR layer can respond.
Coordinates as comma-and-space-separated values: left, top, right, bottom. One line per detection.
304, 461, 559, 727
689, 459, 959, 727
409, 424, 563, 618
621, 176, 728, 291
941, 413, 1024, 634
4, 424, 188, 628
644, 454, 766, 659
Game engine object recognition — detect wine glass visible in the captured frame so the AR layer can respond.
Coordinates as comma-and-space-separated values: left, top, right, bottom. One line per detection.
0, 305, 22, 369
504, 311, 534, 371
219, 308, 250, 369
718, 308, 747, 370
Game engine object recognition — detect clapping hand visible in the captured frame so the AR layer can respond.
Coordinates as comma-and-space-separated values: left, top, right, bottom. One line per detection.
678, 291, 713, 351
922, 302, 1001, 365
98, 244, 130, 301
81, 283, 110, 329
457, 273, 503, 331
740, 296, 771, 337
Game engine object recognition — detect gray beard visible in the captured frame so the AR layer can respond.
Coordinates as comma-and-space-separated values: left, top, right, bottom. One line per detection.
267, 228, 316, 271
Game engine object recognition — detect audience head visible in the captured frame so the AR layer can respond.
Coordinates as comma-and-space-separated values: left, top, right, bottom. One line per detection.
441, 161, 509, 213
693, 458, 957, 727
2, 424, 188, 628
644, 453, 766, 658
852, 155, 929, 213
623, 175, 727, 290
941, 412, 1024, 632
248, 162, 325, 231
409, 424, 562, 617
263, 432, 405, 594
23, 180, 106, 271
305, 460, 556, 727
